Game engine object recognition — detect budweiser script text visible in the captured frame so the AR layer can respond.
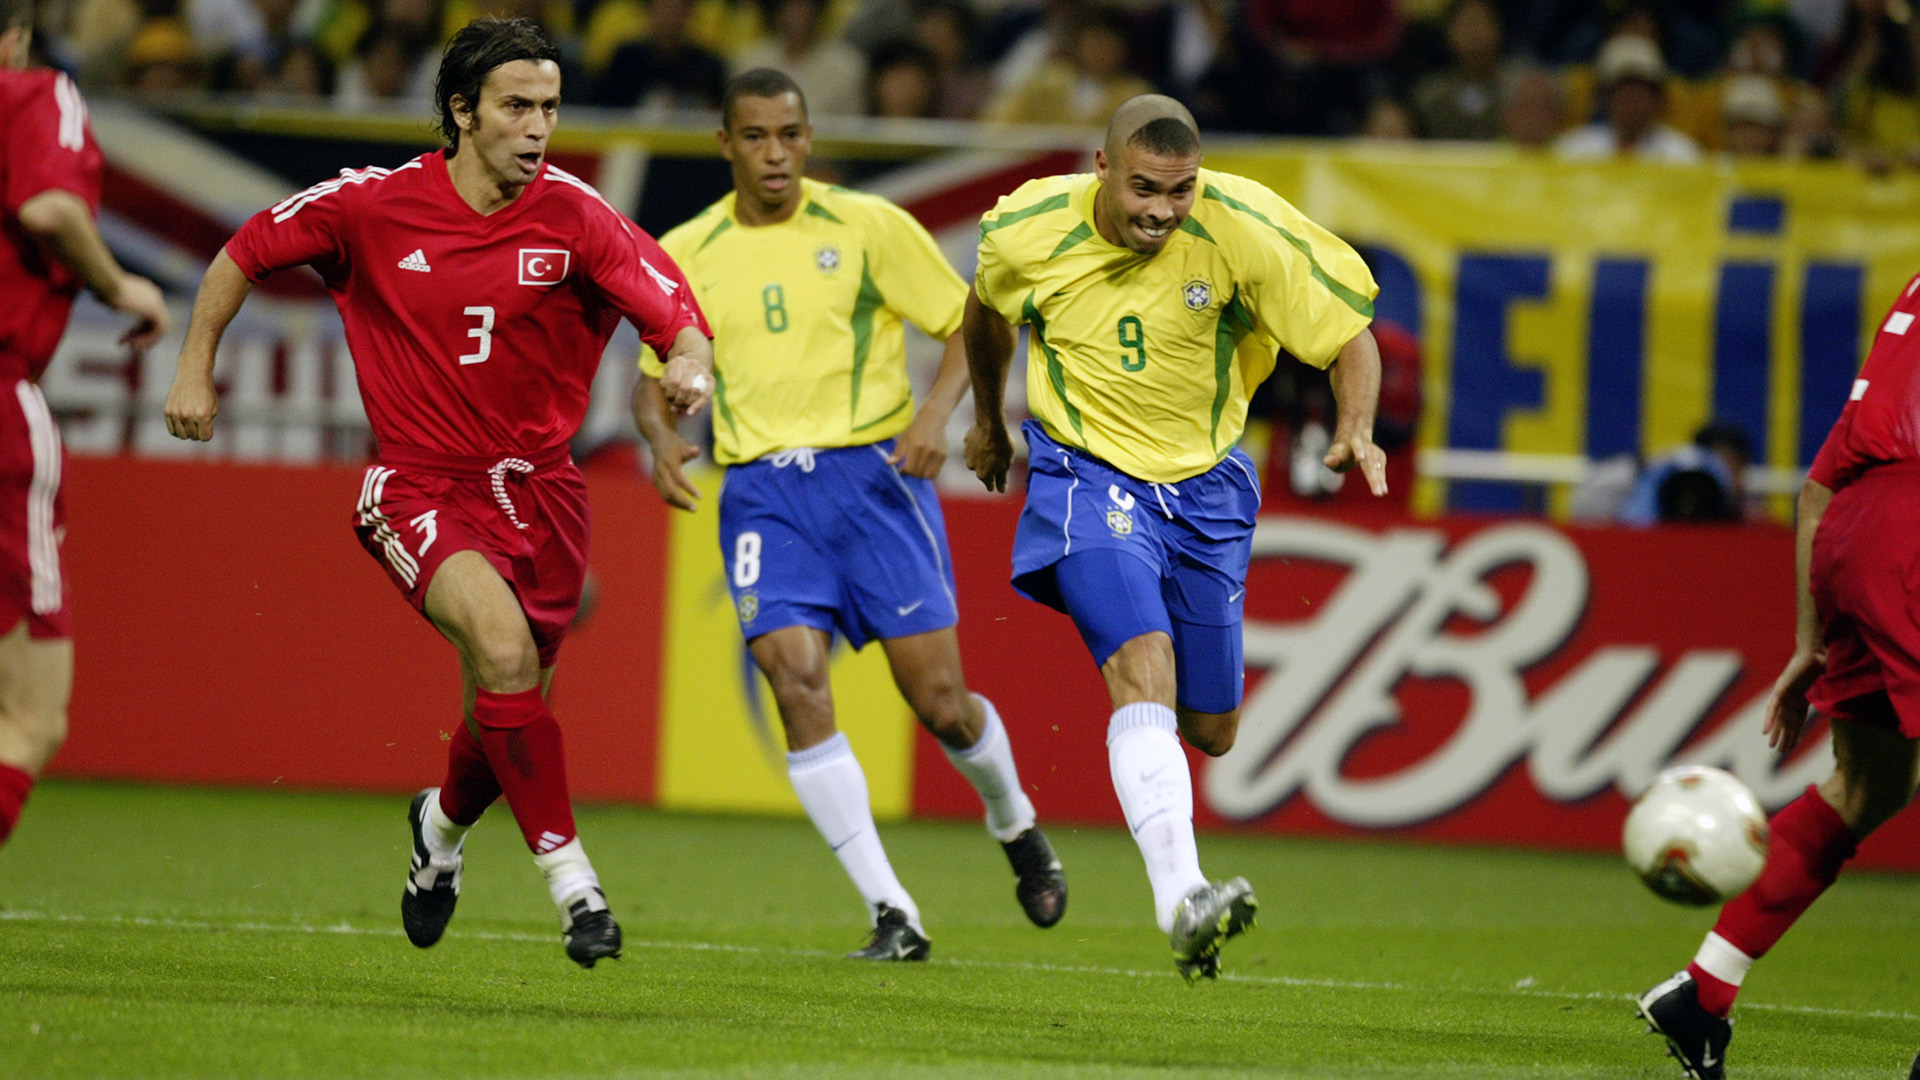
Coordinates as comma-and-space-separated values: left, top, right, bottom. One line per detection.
1207, 519, 1833, 827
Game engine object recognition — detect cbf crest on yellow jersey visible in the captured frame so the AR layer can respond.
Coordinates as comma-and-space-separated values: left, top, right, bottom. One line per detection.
646, 179, 967, 464
974, 169, 1377, 483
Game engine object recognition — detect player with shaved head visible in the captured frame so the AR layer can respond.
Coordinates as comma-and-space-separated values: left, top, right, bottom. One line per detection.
965, 95, 1388, 978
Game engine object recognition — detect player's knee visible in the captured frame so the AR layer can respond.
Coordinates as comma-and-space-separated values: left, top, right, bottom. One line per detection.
765, 660, 832, 716
0, 702, 67, 772
1179, 709, 1240, 757
468, 637, 540, 692
905, 674, 971, 740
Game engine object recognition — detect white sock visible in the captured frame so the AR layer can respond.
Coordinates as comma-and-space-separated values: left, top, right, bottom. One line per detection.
532, 837, 601, 913
788, 732, 922, 932
424, 789, 469, 862
1692, 931, 1756, 988
1108, 703, 1207, 934
941, 694, 1037, 843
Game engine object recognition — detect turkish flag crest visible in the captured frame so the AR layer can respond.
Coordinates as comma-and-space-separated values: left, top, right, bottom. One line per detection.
518, 248, 571, 286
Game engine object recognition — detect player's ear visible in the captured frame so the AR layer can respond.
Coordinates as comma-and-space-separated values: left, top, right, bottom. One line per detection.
1093, 148, 1109, 180
451, 93, 474, 133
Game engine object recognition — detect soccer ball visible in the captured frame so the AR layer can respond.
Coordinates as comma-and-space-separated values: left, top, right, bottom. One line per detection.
1623, 766, 1770, 906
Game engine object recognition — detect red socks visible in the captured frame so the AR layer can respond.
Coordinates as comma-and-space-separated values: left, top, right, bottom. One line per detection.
0, 762, 31, 845
436, 720, 501, 826
1688, 786, 1856, 1016
472, 687, 578, 855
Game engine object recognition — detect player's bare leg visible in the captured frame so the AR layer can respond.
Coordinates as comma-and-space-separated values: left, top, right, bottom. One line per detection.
882, 627, 1065, 926
1101, 631, 1255, 980
409, 550, 620, 967
1641, 718, 1919, 1078
0, 621, 71, 848
751, 624, 928, 959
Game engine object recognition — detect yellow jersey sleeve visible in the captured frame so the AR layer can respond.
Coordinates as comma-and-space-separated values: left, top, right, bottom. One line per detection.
1203, 174, 1377, 369
861, 197, 966, 339
974, 175, 1086, 323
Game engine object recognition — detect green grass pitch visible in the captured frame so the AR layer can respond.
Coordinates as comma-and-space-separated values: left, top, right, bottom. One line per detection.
1, 782, 1914, 1078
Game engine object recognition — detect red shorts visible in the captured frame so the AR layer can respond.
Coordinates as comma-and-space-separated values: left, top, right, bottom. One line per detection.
0, 380, 70, 640
1806, 462, 1920, 738
353, 443, 589, 668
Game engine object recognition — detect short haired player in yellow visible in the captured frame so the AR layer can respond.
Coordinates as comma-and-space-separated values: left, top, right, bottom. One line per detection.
964, 95, 1388, 980
636, 69, 1066, 961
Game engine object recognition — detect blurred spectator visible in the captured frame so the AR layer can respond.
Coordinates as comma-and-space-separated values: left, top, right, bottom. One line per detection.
912, 0, 989, 119
1362, 95, 1416, 138
591, 0, 726, 110
1521, 0, 1724, 78
984, 0, 1075, 110
1829, 0, 1920, 171
66, 0, 143, 83
1411, 0, 1504, 141
1187, 15, 1288, 132
1499, 63, 1566, 147
733, 0, 867, 117
1718, 73, 1787, 156
334, 20, 436, 109
988, 5, 1151, 126
122, 16, 202, 90
1242, 0, 1402, 135
1614, 421, 1756, 526
1554, 35, 1700, 162
867, 36, 938, 118
1690, 12, 1824, 152
262, 40, 337, 96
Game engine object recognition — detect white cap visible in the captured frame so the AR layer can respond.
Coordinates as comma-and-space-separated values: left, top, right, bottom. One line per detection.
1721, 74, 1785, 126
1597, 35, 1666, 86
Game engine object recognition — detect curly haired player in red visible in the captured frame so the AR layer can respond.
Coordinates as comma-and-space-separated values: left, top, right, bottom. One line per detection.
0, 0, 171, 850
1635, 279, 1920, 1078
163, 17, 713, 967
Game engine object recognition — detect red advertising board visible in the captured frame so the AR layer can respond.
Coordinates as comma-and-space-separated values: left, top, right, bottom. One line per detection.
923, 498, 1920, 871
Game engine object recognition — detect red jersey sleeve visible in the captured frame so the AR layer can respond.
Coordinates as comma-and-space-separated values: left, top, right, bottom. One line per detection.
577, 206, 708, 356
1806, 273, 1920, 493
224, 168, 376, 284
2, 72, 101, 216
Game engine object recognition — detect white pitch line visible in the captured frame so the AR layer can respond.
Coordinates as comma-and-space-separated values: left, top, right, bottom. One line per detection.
2, 909, 1914, 1024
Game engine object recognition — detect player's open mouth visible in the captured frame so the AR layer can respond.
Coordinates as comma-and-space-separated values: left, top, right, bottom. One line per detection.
1138, 222, 1172, 240
762, 173, 790, 191
517, 152, 542, 171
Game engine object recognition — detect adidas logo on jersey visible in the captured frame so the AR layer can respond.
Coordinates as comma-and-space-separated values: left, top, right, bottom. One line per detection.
397, 249, 431, 273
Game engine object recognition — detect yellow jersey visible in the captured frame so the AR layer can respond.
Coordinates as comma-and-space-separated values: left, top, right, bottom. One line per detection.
647, 179, 967, 464
974, 169, 1377, 483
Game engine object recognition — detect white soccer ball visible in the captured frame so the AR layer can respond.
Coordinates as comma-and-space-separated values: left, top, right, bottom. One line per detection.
1623, 766, 1770, 906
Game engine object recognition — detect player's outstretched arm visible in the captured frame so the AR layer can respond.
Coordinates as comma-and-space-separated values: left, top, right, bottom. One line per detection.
657, 326, 715, 417
1324, 327, 1389, 496
17, 189, 170, 349
889, 331, 970, 479
962, 287, 1016, 493
633, 374, 702, 512
164, 249, 253, 442
1764, 477, 1833, 754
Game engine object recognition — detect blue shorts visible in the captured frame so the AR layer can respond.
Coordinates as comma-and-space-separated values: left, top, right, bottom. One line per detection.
1011, 420, 1260, 713
720, 441, 958, 650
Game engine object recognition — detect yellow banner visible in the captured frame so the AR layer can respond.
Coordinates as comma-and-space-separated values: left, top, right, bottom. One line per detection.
1205, 147, 1920, 515
654, 466, 916, 818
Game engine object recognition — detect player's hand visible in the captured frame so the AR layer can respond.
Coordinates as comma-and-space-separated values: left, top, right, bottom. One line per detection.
163, 365, 219, 441
887, 410, 947, 479
660, 354, 713, 417
1324, 431, 1388, 496
964, 418, 1013, 493
108, 274, 171, 350
1762, 646, 1826, 755
647, 432, 703, 511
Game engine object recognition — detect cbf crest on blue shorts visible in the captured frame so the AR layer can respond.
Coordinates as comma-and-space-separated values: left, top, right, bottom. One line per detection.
1010, 420, 1261, 713
719, 439, 958, 650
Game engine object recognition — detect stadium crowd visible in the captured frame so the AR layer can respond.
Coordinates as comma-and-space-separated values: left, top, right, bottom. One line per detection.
13, 0, 1920, 167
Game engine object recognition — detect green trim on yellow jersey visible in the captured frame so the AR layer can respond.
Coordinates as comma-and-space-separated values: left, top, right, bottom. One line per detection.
981, 192, 1071, 238
1199, 186, 1373, 318
848, 260, 886, 422
1023, 293, 1084, 437
1048, 221, 1095, 260
655, 177, 967, 464
1211, 290, 1255, 451
1178, 216, 1215, 244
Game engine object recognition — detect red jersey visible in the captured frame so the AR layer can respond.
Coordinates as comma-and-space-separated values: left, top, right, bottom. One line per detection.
1808, 274, 1920, 493
0, 69, 104, 382
225, 150, 708, 457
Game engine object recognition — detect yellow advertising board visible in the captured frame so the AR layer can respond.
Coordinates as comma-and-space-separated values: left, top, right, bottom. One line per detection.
653, 466, 917, 818
1205, 146, 1920, 515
